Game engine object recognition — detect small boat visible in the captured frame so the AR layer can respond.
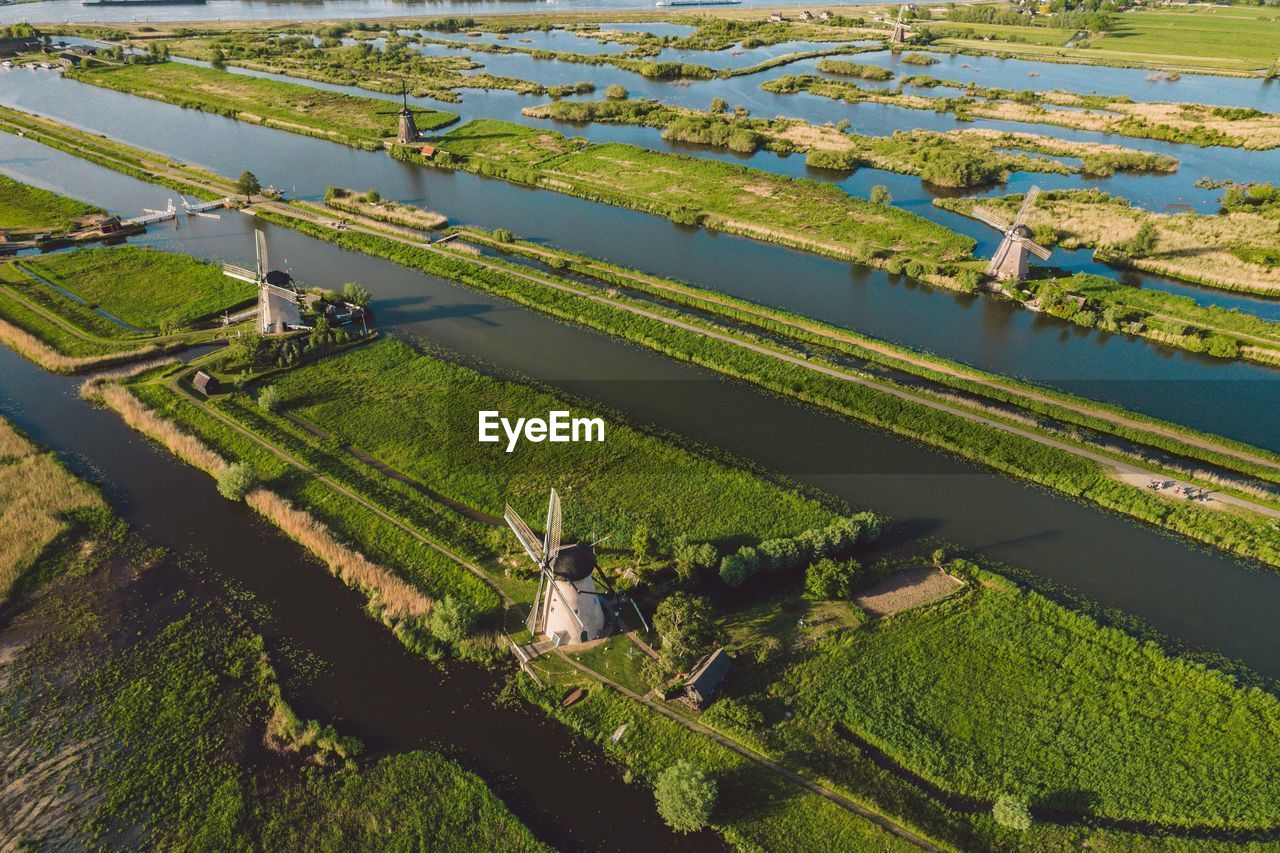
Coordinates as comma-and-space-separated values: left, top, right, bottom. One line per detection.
560, 687, 587, 708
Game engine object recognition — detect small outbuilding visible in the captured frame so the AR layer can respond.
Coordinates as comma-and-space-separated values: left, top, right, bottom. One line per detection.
680, 648, 731, 710
419, 144, 437, 159
192, 370, 220, 396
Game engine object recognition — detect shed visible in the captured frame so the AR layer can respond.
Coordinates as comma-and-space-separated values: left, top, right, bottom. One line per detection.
681, 648, 731, 710
419, 144, 437, 159
193, 370, 220, 396
800, 10, 814, 20
768, 13, 784, 23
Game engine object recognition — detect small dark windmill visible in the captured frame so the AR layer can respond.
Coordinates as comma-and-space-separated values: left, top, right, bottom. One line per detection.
377, 81, 430, 144
974, 186, 1053, 282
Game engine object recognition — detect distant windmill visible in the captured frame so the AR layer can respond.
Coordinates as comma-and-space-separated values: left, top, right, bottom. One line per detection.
891, 5, 913, 44
506, 489, 620, 646
376, 80, 431, 144
973, 186, 1052, 282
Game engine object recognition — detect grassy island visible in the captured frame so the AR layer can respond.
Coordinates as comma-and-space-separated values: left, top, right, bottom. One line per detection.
67, 62, 458, 149
0, 173, 103, 237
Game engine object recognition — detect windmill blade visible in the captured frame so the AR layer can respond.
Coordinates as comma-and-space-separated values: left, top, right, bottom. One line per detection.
1016, 236, 1053, 261
1012, 186, 1041, 229
254, 227, 268, 279
543, 488, 562, 565
504, 504, 544, 565
970, 206, 1012, 232
526, 569, 548, 633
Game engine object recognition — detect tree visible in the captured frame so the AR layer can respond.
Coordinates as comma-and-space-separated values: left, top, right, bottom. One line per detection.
605, 84, 629, 100
870, 184, 892, 206
364, 187, 381, 203
429, 595, 476, 643
235, 170, 262, 201
653, 592, 718, 670
257, 384, 282, 413
217, 462, 257, 502
226, 331, 264, 366
1124, 220, 1159, 257
805, 557, 860, 599
342, 281, 371, 307
992, 794, 1033, 831
655, 760, 717, 833
210, 46, 226, 69
710, 97, 728, 114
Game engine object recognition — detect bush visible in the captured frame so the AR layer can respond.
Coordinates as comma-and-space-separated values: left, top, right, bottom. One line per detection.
605, 84, 628, 100
257, 385, 282, 413
654, 760, 717, 833
805, 557, 860, 599
870, 184, 892, 206
364, 188, 381, 203
653, 592, 718, 670
993, 793, 1033, 830
217, 461, 257, 501
491, 228, 514, 243
342, 281, 372, 307
429, 594, 475, 643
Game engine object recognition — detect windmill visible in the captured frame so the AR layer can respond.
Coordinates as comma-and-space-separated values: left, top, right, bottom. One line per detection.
251, 226, 305, 333
376, 80, 431, 144
890, 5, 913, 44
506, 489, 618, 646
973, 186, 1052, 282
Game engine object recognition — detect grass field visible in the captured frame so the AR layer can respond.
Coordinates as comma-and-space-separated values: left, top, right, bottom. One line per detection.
268, 337, 837, 550
68, 61, 458, 149
433, 119, 974, 270
929, 6, 1280, 74
0, 172, 101, 235
22, 246, 255, 330
777, 568, 1280, 829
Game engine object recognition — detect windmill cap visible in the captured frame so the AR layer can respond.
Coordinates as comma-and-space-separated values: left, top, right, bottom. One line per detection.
553, 542, 597, 582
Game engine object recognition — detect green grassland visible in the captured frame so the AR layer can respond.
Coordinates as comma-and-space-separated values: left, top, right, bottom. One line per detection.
429, 119, 974, 272
774, 566, 1280, 830
67, 61, 458, 149
267, 337, 836, 549
22, 246, 254, 330
927, 6, 1280, 74
0, 172, 102, 235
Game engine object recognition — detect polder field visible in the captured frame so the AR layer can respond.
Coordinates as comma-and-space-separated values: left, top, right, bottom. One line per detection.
9, 3, 1280, 850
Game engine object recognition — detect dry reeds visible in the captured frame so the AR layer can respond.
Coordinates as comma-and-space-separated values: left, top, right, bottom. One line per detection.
0, 316, 160, 374
85, 383, 229, 477
246, 489, 432, 621
0, 448, 103, 606
0, 417, 35, 460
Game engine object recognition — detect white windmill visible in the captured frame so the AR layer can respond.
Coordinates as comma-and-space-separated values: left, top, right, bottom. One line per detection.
505, 489, 610, 646
251, 227, 305, 333
891, 5, 913, 44
973, 186, 1052, 282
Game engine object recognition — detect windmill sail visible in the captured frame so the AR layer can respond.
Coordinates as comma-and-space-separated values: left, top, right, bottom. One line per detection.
544, 488, 562, 566
979, 185, 1052, 282
504, 504, 544, 564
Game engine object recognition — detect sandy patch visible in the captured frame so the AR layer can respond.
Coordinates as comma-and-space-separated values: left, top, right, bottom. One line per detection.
855, 566, 963, 618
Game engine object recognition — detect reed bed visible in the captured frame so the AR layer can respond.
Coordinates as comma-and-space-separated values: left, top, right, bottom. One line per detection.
87, 383, 228, 477
0, 417, 35, 460
0, 315, 156, 374
245, 489, 432, 622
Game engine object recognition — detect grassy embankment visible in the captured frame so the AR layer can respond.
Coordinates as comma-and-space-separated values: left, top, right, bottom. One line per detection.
420, 118, 976, 282
762, 74, 1280, 149
922, 5, 1280, 76
0, 172, 102, 237
524, 98, 1179, 187
66, 61, 458, 150
938, 189, 1280, 297
0, 414, 545, 850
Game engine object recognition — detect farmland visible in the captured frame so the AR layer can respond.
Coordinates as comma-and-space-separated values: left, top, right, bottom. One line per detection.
770, 562, 1280, 830
22, 246, 255, 330
67, 62, 458, 149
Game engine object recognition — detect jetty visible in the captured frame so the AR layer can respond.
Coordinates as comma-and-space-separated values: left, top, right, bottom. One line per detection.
122, 200, 177, 227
